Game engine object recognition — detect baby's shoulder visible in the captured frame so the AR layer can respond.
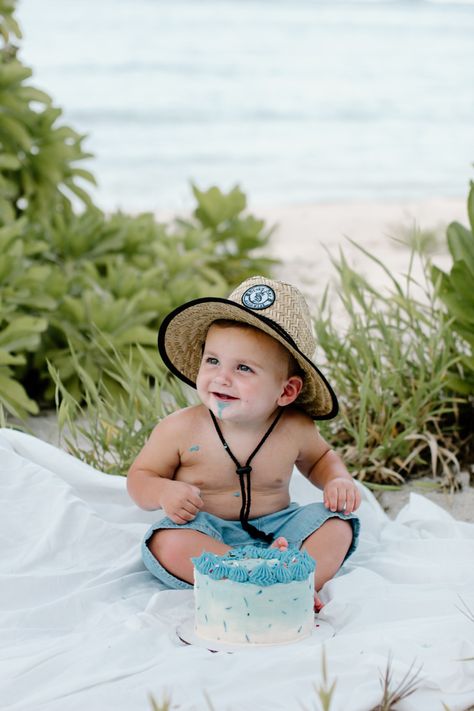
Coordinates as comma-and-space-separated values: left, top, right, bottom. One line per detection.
283, 407, 315, 430
282, 407, 322, 444
159, 404, 204, 426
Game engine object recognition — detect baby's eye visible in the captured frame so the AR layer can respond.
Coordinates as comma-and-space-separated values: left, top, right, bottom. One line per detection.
206, 357, 219, 365
237, 364, 253, 373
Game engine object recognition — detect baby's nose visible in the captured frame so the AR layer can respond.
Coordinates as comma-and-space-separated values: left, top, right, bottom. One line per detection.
214, 368, 232, 384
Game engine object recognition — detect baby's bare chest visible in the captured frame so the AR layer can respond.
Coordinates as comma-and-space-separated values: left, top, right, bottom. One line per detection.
176, 433, 298, 492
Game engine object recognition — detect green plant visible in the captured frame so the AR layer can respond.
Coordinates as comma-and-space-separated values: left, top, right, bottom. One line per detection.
49, 341, 191, 475
431, 183, 474, 395
148, 692, 172, 711
184, 184, 275, 285
0, 0, 94, 227
314, 241, 466, 485
370, 656, 422, 711
0, 1, 276, 420
313, 647, 337, 711
0, 217, 49, 416
0, 186, 274, 418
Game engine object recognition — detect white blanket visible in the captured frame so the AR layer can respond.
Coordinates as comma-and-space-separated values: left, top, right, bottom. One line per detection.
1, 428, 473, 711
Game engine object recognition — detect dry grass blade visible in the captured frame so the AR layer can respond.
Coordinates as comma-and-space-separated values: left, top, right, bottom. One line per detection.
370, 656, 423, 711
456, 595, 474, 624
148, 692, 173, 711
402, 432, 461, 485
203, 690, 218, 711
314, 647, 337, 711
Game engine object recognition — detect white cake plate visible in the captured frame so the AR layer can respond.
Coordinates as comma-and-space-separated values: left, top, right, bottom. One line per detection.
176, 617, 335, 653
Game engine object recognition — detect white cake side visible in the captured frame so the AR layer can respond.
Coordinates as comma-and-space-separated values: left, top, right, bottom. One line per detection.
194, 566, 314, 645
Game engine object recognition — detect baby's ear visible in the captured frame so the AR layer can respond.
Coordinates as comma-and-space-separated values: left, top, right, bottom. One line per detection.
278, 376, 303, 406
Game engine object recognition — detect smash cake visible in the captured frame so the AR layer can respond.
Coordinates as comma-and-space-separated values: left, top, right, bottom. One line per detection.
192, 545, 315, 646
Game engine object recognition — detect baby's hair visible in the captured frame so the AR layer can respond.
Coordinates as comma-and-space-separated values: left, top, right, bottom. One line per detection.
209, 319, 304, 380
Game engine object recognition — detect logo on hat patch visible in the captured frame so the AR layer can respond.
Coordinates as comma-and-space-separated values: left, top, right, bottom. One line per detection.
241, 284, 275, 310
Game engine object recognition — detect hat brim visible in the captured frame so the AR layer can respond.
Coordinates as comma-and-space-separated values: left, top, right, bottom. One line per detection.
158, 297, 338, 420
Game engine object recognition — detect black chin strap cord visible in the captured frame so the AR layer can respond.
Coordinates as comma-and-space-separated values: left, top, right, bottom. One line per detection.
209, 408, 284, 544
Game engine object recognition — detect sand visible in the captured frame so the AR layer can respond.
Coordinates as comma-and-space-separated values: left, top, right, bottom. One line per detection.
255, 195, 468, 308
18, 196, 474, 522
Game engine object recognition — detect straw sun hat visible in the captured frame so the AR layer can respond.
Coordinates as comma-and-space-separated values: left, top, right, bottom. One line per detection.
158, 276, 338, 420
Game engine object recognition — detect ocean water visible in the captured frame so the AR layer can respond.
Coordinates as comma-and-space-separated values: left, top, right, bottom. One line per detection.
16, 0, 474, 212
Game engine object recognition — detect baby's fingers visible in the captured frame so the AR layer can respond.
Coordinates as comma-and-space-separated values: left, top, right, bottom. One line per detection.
325, 484, 355, 512
343, 488, 357, 513
189, 486, 204, 509
341, 485, 361, 513
170, 508, 197, 524
324, 488, 339, 512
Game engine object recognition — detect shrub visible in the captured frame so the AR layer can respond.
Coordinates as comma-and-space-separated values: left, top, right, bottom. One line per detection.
431, 183, 474, 395
0, 0, 94, 227
314, 241, 467, 486
0, 187, 275, 418
49, 343, 191, 475
0, 1, 276, 419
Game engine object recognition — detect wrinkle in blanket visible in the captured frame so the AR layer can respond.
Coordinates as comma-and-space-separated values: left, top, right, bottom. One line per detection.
1, 429, 474, 711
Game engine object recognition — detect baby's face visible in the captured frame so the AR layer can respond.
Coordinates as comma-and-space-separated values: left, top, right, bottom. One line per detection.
196, 323, 295, 424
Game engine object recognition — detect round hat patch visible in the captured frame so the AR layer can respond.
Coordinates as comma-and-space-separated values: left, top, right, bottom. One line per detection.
241, 284, 275, 310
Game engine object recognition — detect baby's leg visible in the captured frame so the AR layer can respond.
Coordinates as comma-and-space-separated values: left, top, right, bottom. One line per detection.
148, 529, 231, 585
301, 517, 353, 594
270, 536, 324, 611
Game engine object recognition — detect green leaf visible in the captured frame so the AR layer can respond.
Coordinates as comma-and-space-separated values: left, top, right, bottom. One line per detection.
192, 184, 247, 227
0, 113, 32, 151
444, 373, 474, 395
17, 86, 52, 105
70, 167, 97, 186
468, 182, 474, 234
0, 350, 25, 366
0, 196, 16, 223
450, 261, 474, 312
0, 372, 39, 418
0, 60, 32, 88
113, 326, 157, 346
0, 153, 21, 170
447, 221, 474, 276
0, 316, 48, 352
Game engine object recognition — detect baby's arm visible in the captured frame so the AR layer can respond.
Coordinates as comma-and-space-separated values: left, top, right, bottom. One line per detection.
295, 416, 361, 514
127, 411, 203, 523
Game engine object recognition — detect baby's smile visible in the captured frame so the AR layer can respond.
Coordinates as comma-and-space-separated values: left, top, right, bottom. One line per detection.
212, 392, 238, 402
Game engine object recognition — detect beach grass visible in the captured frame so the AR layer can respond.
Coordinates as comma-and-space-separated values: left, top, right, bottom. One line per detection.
44, 232, 470, 489
314, 239, 467, 487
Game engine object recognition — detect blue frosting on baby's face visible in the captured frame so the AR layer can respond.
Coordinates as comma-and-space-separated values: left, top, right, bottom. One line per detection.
192, 544, 315, 585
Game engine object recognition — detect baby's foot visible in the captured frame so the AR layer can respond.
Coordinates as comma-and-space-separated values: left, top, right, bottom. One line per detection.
271, 536, 288, 552
314, 593, 325, 614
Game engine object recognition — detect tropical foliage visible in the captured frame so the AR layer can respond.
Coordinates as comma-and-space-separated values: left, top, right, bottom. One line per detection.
431, 183, 474, 395
1, 0, 471, 488
0, 2, 274, 419
314, 237, 470, 486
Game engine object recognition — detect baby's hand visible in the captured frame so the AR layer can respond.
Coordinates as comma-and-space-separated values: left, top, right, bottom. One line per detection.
160, 480, 204, 524
323, 477, 361, 514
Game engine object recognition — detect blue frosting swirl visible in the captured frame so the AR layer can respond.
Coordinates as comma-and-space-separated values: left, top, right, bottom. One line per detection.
248, 562, 277, 585
274, 564, 293, 583
227, 565, 248, 582
192, 544, 315, 585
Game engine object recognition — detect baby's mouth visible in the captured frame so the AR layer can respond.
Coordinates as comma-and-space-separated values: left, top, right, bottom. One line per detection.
212, 392, 238, 402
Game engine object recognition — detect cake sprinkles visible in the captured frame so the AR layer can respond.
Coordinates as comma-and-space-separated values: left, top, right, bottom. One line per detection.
192, 545, 315, 646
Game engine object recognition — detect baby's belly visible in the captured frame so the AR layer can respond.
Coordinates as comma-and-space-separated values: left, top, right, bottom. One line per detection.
200, 488, 291, 520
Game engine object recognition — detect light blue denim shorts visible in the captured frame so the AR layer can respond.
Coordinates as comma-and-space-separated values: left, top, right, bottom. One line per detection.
142, 502, 360, 590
